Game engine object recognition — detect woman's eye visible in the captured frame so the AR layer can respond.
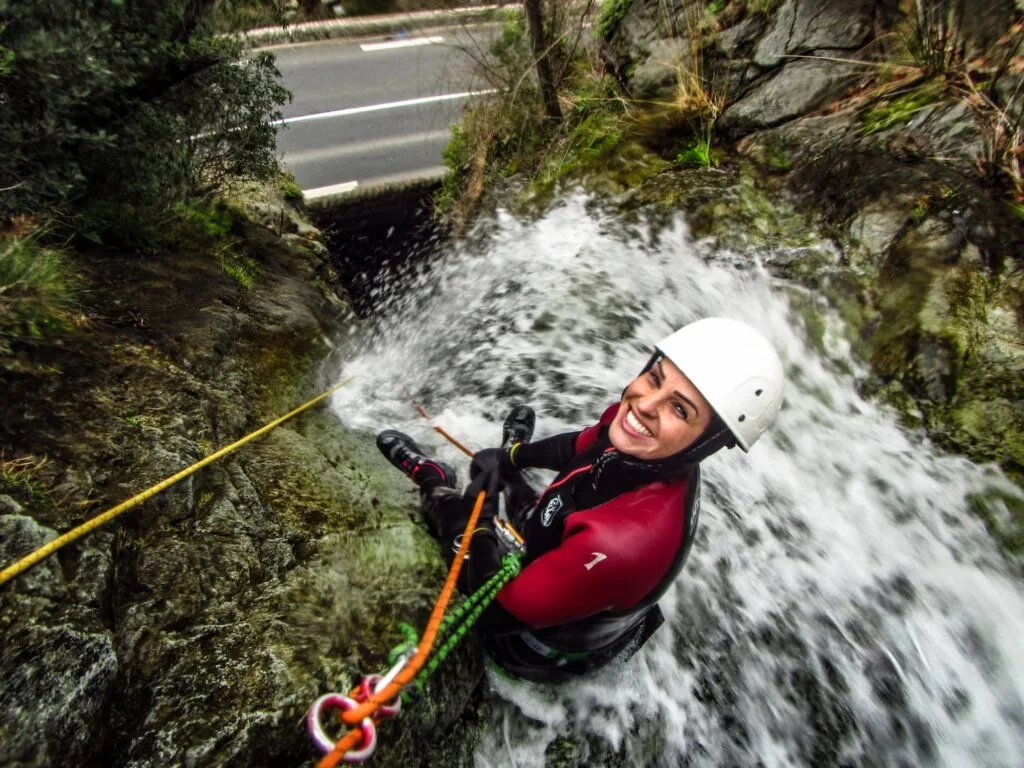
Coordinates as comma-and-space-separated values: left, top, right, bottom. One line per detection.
673, 403, 689, 420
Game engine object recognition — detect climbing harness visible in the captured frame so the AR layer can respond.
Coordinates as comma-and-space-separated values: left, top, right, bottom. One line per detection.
0, 376, 355, 588
307, 407, 526, 766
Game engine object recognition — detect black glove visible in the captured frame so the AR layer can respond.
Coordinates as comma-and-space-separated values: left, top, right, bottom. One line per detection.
462, 460, 501, 523
458, 462, 506, 595
437, 460, 501, 545
469, 447, 516, 482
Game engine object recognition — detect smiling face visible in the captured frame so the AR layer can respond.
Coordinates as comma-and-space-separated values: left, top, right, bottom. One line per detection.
608, 355, 714, 461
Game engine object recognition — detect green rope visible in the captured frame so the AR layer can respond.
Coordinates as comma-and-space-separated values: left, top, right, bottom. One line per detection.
388, 622, 419, 666
387, 552, 521, 691
385, 551, 521, 704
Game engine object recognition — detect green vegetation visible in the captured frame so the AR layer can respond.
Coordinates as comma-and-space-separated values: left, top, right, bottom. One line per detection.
436, 124, 472, 217
278, 172, 305, 202
174, 202, 236, 242
903, 0, 962, 77
596, 0, 634, 41
968, 486, 1024, 555
764, 142, 793, 172
860, 79, 947, 135
0, 25, 14, 78
0, 235, 80, 366
0, 0, 290, 242
0, 454, 55, 511
675, 137, 718, 168
220, 252, 263, 289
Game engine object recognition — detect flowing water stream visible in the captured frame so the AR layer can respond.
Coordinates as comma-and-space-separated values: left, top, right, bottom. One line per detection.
330, 194, 1024, 767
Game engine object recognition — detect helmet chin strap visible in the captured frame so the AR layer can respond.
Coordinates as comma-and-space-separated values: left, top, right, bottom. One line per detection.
679, 416, 736, 464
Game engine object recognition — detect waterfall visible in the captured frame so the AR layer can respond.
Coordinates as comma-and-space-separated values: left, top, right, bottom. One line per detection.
331, 194, 1024, 767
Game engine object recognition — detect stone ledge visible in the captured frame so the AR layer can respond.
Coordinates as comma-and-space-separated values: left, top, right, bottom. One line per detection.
241, 4, 512, 48
305, 172, 445, 210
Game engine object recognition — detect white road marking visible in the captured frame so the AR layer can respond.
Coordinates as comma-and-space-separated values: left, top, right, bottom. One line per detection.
360, 36, 444, 52
303, 180, 358, 200
272, 89, 497, 127
284, 129, 453, 165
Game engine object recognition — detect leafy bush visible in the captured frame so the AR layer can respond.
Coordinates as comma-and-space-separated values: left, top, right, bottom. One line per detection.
0, 0, 291, 239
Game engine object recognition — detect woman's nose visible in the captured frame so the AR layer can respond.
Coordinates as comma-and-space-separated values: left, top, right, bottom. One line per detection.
636, 387, 661, 415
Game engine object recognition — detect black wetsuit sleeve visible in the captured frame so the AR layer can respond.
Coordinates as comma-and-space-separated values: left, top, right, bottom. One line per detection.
509, 431, 580, 472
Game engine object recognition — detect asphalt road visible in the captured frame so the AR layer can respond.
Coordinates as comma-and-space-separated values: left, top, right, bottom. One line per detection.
271, 27, 497, 197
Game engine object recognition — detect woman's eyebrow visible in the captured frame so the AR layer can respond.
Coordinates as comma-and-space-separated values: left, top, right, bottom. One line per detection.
673, 391, 699, 416
657, 360, 700, 415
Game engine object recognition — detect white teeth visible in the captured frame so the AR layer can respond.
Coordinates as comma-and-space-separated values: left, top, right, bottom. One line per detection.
626, 409, 653, 438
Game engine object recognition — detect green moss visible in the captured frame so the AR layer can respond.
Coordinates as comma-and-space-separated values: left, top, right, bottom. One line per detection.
219, 251, 262, 289
527, 84, 675, 202
787, 291, 828, 355
967, 483, 1024, 555
596, 0, 633, 41
859, 80, 947, 136
277, 172, 304, 202
172, 200, 237, 242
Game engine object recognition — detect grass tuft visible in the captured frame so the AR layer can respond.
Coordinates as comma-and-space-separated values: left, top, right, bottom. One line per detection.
859, 79, 947, 135
219, 250, 262, 289
0, 234, 80, 364
0, 454, 53, 510
675, 136, 718, 168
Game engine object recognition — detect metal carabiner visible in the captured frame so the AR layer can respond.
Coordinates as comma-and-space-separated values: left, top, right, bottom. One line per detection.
307, 694, 377, 763
358, 674, 401, 718
360, 646, 412, 716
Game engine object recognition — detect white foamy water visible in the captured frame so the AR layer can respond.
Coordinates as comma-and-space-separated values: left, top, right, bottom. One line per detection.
330, 195, 1024, 767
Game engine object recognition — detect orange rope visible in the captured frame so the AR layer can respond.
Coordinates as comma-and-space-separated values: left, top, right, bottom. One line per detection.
414, 404, 475, 458
316, 489, 489, 768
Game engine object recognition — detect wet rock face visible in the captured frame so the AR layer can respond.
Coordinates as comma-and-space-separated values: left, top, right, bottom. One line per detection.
777, 145, 1024, 486
604, 0, 877, 116
719, 54, 860, 133
751, 0, 876, 67
0, 203, 485, 765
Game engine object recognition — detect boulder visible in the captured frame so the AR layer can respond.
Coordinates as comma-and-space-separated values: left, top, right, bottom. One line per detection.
720, 55, 859, 134
753, 0, 876, 67
628, 37, 694, 98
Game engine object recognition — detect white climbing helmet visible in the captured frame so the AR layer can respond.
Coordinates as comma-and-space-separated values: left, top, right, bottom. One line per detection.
656, 317, 784, 451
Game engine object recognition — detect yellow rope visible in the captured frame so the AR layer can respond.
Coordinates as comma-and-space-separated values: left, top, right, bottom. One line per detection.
0, 376, 355, 588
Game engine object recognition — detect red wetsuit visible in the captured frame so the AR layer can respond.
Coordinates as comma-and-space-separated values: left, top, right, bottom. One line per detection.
458, 404, 702, 682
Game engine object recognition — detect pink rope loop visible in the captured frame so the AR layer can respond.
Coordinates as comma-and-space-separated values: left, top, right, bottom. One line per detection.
360, 674, 402, 718
307, 694, 377, 761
